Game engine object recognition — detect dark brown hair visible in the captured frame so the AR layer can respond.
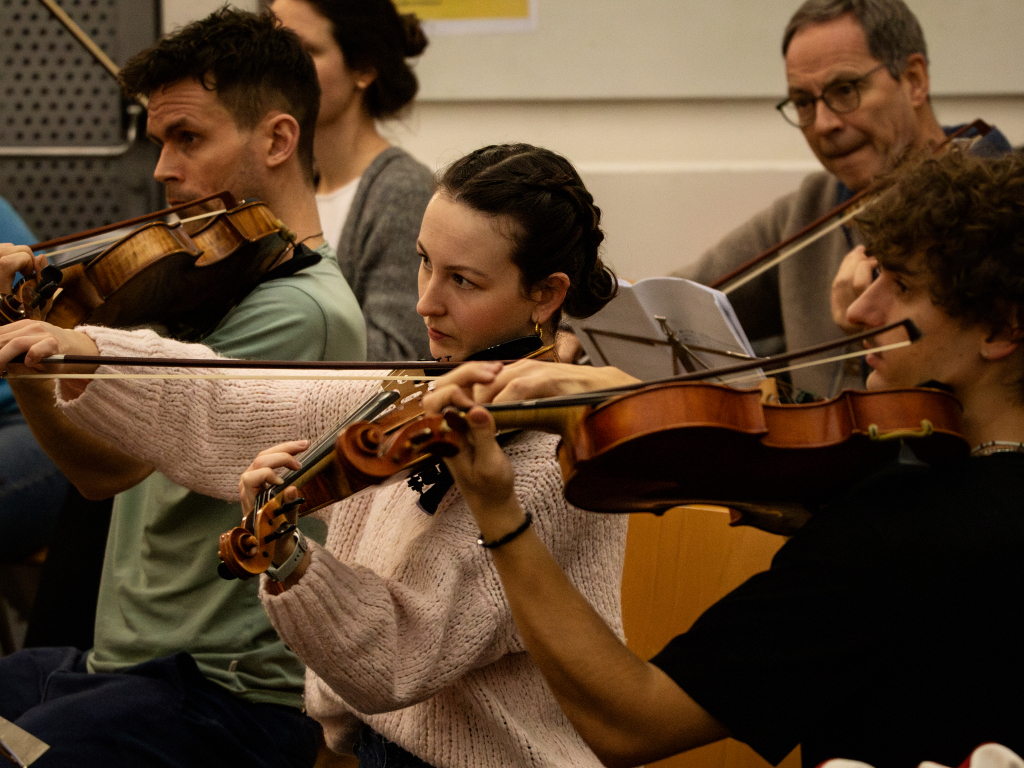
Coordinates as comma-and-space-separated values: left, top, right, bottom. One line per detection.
782, 0, 927, 78
857, 150, 1024, 339
120, 8, 320, 183
303, 0, 427, 120
438, 144, 618, 323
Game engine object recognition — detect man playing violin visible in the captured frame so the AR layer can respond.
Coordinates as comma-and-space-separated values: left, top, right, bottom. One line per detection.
0, 9, 364, 768
674, 0, 1011, 399
427, 149, 1024, 766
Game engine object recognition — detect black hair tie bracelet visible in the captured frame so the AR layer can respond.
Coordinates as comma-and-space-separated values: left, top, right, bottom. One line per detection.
477, 512, 533, 549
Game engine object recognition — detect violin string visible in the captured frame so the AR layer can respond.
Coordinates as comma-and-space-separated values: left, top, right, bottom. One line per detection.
266, 389, 407, 496
37, 210, 223, 262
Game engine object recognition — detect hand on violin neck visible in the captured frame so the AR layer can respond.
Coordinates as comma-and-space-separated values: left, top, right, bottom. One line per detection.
831, 246, 878, 334
423, 361, 504, 416
487, 359, 640, 403
0, 243, 39, 293
442, 406, 522, 537
238, 439, 308, 517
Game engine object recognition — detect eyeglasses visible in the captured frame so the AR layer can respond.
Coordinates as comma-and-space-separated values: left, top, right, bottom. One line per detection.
776, 64, 886, 128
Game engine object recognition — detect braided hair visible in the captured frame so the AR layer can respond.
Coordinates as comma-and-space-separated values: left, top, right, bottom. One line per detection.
437, 144, 617, 323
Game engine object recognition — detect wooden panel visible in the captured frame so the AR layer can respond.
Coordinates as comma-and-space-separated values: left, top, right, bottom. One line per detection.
620, 507, 800, 768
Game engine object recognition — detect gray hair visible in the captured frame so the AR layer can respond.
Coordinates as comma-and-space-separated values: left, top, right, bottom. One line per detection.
782, 0, 928, 78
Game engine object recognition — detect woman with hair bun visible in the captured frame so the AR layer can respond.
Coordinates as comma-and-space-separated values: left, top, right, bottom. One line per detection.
8, 145, 624, 768
272, 0, 435, 361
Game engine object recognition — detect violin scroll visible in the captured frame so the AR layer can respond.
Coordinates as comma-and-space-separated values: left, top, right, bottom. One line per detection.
217, 410, 469, 581
217, 495, 306, 581
336, 411, 466, 485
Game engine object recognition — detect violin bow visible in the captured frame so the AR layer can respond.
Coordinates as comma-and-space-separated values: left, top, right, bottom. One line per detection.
6, 323, 911, 384
3, 357, 529, 382
712, 120, 993, 294
486, 319, 919, 412
36, 0, 148, 108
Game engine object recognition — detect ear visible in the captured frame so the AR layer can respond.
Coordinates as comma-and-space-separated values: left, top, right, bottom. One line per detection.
530, 272, 571, 326
262, 112, 301, 170
900, 53, 930, 108
982, 323, 1023, 362
354, 68, 378, 91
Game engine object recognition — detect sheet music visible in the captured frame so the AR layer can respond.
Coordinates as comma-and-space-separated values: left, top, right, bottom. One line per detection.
568, 276, 760, 382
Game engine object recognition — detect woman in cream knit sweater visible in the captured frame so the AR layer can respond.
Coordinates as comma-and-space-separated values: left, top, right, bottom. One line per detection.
2, 145, 626, 768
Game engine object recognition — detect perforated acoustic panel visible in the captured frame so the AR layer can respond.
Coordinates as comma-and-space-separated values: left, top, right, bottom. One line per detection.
0, 0, 160, 241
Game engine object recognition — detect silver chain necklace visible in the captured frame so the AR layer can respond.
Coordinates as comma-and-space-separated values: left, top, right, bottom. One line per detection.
970, 440, 1024, 457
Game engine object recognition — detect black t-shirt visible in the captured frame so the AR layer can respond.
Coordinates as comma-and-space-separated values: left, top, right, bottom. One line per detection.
650, 453, 1024, 768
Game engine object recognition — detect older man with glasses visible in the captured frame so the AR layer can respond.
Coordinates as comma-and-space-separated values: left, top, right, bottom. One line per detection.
674, 0, 1011, 398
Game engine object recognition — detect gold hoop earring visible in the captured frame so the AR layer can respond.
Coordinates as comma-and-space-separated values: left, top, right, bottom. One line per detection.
534, 320, 543, 339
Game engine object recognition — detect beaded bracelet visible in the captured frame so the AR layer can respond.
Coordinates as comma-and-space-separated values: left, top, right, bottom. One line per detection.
477, 512, 533, 549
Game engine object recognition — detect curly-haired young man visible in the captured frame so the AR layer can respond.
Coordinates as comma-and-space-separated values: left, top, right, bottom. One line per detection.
428, 149, 1024, 767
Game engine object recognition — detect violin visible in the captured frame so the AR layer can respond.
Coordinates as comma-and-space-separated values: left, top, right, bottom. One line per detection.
309, 319, 967, 538
216, 335, 553, 580
218, 328, 968, 577
1, 193, 299, 339
265, 378, 965, 544
485, 380, 967, 516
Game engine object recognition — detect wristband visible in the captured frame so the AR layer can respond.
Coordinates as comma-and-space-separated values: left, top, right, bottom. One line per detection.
265, 529, 308, 582
477, 512, 533, 549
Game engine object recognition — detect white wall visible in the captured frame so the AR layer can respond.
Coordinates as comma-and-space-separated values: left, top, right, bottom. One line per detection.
163, 0, 259, 34
162, 1, 1024, 280
384, 96, 1023, 280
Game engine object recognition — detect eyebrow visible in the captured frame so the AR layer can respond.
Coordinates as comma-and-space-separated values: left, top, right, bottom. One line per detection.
880, 262, 923, 279
788, 70, 869, 94
147, 117, 191, 144
415, 241, 489, 278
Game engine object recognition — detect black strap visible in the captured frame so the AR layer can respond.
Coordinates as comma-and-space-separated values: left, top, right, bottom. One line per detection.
254, 243, 322, 286
408, 431, 522, 514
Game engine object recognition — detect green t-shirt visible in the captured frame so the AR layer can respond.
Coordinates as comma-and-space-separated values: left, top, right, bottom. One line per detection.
87, 247, 365, 708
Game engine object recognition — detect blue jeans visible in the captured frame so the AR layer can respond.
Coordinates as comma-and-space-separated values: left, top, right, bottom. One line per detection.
0, 647, 321, 768
354, 727, 437, 768
0, 411, 70, 560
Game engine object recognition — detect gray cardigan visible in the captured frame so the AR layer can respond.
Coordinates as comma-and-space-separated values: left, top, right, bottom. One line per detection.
675, 124, 1013, 398
335, 146, 434, 361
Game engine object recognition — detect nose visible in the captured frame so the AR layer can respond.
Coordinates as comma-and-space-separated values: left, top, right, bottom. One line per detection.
416, 271, 443, 318
152, 146, 179, 185
847, 272, 889, 329
809, 98, 845, 133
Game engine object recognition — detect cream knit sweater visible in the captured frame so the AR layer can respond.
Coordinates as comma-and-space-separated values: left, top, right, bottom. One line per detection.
57, 326, 628, 768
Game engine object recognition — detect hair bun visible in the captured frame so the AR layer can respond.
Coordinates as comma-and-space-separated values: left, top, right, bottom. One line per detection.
400, 13, 428, 57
